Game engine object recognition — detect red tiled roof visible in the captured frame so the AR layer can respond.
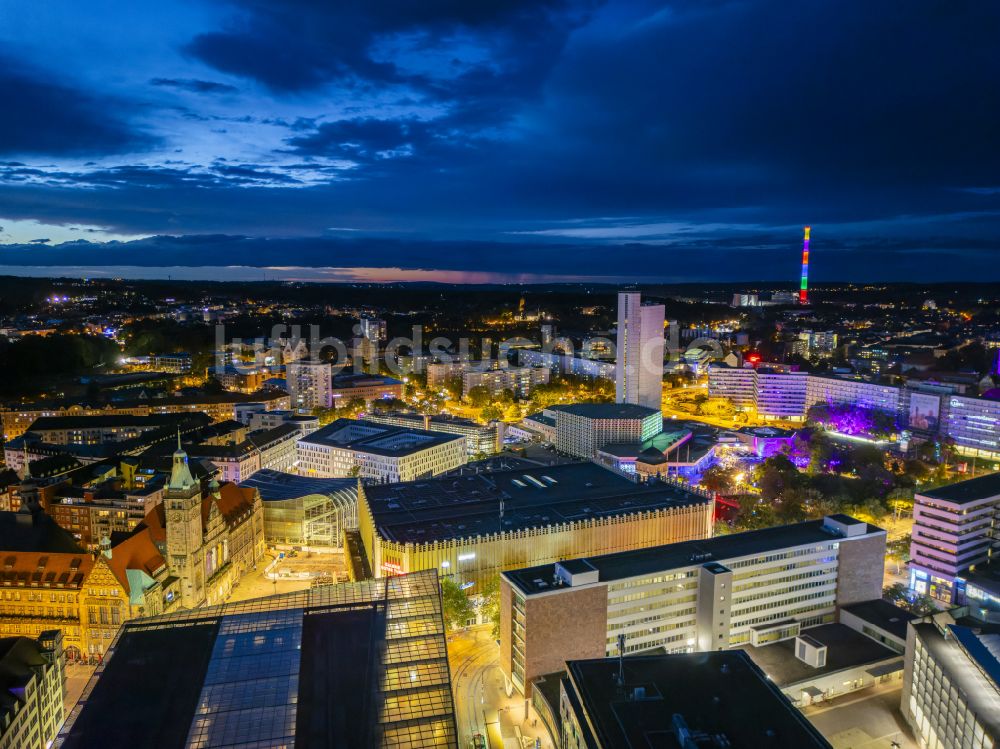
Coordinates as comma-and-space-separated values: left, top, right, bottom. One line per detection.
0, 551, 92, 588
105, 528, 166, 594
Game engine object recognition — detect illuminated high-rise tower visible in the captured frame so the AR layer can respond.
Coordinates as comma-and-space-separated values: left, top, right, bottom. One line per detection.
799, 226, 811, 305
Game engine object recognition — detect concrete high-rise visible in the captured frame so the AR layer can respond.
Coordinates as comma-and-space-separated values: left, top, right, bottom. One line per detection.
615, 291, 665, 410
287, 360, 332, 411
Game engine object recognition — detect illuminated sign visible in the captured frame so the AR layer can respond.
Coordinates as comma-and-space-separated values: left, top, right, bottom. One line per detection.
458, 553, 476, 561
381, 562, 403, 576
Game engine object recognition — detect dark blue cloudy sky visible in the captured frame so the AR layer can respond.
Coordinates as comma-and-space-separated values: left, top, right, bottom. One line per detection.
1, 0, 998, 282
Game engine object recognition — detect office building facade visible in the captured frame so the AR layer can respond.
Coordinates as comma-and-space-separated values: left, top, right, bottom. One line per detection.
500, 515, 885, 695
550, 403, 662, 459
902, 617, 999, 749
297, 419, 466, 482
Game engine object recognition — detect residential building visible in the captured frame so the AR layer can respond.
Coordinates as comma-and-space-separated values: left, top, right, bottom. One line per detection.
518, 350, 616, 380
330, 374, 403, 404
1, 391, 290, 441
754, 367, 808, 421
909, 473, 1000, 604
0, 631, 66, 749
615, 291, 665, 410
461, 366, 550, 399
549, 403, 661, 459
15, 413, 211, 447
556, 652, 830, 749
707, 363, 808, 420
427, 361, 477, 389
359, 316, 387, 343
47, 479, 163, 551
240, 469, 358, 549
286, 360, 332, 411
500, 514, 885, 695
707, 363, 756, 409
187, 423, 300, 483
356, 461, 713, 592
902, 615, 1000, 749
151, 352, 192, 373
804, 373, 901, 414
366, 411, 504, 457
55, 570, 458, 749
297, 419, 466, 482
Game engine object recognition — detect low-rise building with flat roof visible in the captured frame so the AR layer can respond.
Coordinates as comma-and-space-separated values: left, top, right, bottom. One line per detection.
500, 514, 885, 695
357, 461, 713, 592
557, 652, 831, 749
330, 374, 403, 404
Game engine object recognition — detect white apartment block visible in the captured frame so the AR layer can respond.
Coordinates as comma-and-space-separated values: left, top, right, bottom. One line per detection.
517, 350, 616, 380
909, 473, 1000, 604
805, 374, 901, 414
426, 361, 478, 389
462, 366, 550, 399
708, 364, 756, 409
286, 360, 332, 411
297, 418, 466, 483
754, 367, 808, 421
549, 403, 662, 459
616, 292, 665, 410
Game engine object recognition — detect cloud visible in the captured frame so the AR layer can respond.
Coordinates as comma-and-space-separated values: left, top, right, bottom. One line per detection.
149, 77, 239, 94
184, 0, 593, 95
1, 231, 999, 283
29, 238, 49, 244
0, 54, 157, 157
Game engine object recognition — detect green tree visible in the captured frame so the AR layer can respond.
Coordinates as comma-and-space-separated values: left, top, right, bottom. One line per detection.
481, 404, 504, 422
480, 576, 501, 640
440, 577, 474, 630
467, 385, 492, 408
699, 465, 734, 495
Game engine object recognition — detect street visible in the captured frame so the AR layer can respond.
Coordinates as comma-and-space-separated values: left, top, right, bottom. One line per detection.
448, 625, 555, 749
802, 683, 916, 749
63, 661, 95, 714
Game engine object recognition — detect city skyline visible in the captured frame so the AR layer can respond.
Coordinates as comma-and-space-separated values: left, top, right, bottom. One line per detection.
1, 1, 999, 281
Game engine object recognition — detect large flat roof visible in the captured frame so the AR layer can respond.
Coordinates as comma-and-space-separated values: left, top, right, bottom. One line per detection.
505, 517, 883, 595
56, 570, 456, 749
919, 472, 1000, 504
549, 402, 660, 420
741, 623, 899, 687
566, 652, 830, 749
364, 461, 710, 544
300, 418, 464, 457
240, 469, 357, 501
841, 599, 915, 639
